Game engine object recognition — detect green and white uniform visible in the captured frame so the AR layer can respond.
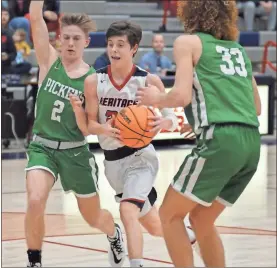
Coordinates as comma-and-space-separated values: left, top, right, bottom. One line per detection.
172, 33, 261, 206
26, 58, 99, 197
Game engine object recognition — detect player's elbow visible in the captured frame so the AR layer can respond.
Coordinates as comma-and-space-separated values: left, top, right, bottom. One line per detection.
179, 94, 191, 108
175, 87, 191, 108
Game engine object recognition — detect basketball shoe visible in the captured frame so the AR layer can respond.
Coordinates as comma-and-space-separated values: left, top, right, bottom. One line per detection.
27, 262, 42, 267
107, 223, 125, 267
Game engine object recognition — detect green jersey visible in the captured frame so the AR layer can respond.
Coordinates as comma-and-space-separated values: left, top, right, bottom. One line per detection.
33, 57, 95, 141
185, 33, 259, 135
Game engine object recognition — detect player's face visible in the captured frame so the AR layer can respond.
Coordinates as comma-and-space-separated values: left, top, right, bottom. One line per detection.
60, 25, 89, 61
107, 35, 138, 66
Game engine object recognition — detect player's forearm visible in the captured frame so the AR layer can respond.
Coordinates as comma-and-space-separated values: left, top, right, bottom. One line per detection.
158, 87, 190, 109
30, 1, 44, 20
73, 109, 90, 136
87, 120, 107, 136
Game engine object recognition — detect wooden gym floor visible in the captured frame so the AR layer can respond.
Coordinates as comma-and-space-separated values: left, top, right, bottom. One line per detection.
2, 144, 276, 267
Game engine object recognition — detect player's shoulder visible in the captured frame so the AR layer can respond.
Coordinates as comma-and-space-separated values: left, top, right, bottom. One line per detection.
174, 34, 201, 49
85, 72, 98, 85
133, 65, 148, 77
96, 65, 109, 74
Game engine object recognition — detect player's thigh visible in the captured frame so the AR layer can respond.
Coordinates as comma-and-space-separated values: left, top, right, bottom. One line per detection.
122, 149, 159, 202
104, 158, 123, 195
76, 194, 102, 225
218, 132, 260, 205
58, 145, 99, 196
25, 141, 57, 200
171, 125, 246, 207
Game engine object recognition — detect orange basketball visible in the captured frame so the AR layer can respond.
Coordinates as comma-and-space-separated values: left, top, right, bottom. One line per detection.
114, 105, 157, 148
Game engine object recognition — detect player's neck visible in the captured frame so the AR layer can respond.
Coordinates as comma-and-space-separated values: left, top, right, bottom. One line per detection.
61, 57, 84, 72
110, 61, 134, 80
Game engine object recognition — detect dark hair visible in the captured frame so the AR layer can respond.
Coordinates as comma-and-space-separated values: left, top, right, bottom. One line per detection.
60, 13, 96, 37
2, 6, 9, 13
177, 0, 239, 41
106, 20, 142, 56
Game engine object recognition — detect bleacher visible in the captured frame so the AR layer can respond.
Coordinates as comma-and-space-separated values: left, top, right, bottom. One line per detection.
25, 0, 276, 77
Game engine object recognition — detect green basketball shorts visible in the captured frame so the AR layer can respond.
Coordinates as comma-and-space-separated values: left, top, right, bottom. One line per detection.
172, 123, 261, 207
25, 141, 99, 197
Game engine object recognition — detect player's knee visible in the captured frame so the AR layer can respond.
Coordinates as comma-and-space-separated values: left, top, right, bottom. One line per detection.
158, 204, 172, 225
120, 201, 140, 225
189, 212, 214, 234
159, 204, 188, 226
27, 193, 47, 215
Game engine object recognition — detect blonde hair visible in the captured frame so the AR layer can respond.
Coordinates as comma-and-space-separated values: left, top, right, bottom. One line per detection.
60, 13, 97, 36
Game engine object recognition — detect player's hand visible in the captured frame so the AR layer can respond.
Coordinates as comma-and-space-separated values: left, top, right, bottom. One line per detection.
136, 84, 163, 106
147, 114, 172, 133
103, 116, 122, 140
69, 94, 83, 112
180, 124, 196, 139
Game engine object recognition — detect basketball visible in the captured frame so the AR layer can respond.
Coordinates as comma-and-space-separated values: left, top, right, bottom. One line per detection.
114, 105, 157, 148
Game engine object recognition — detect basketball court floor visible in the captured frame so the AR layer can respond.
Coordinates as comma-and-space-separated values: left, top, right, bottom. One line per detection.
2, 143, 276, 267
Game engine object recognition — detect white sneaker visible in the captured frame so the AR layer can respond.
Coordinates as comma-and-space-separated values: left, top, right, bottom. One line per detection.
27, 262, 42, 267
107, 223, 125, 267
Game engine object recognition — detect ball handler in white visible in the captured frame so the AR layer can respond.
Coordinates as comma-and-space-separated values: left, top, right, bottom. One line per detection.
70, 20, 196, 268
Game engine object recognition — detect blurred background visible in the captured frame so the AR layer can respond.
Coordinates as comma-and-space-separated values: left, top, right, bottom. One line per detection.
1, 0, 276, 150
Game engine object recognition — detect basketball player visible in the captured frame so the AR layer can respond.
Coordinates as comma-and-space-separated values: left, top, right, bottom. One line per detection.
136, 1, 261, 267
70, 20, 196, 267
25, 1, 125, 267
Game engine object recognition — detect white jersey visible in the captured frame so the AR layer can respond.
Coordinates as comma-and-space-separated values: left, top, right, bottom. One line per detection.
96, 65, 148, 150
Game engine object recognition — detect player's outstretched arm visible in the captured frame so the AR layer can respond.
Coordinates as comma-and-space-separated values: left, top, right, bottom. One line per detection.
159, 35, 195, 108
136, 35, 197, 109
146, 74, 178, 132
84, 75, 121, 139
30, 0, 58, 84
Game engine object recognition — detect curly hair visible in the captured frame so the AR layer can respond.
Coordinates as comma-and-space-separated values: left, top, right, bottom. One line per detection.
177, 0, 239, 41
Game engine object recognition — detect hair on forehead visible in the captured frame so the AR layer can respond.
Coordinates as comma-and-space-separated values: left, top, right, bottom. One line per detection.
60, 13, 96, 36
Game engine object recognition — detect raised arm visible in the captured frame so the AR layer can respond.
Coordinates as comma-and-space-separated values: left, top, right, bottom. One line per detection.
29, 0, 58, 83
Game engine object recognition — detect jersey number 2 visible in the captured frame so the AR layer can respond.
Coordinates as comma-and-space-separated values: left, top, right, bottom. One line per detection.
216, 45, 247, 77
51, 100, 65, 122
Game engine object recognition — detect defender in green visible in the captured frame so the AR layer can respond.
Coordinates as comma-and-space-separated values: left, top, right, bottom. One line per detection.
25, 1, 125, 267
136, 1, 261, 267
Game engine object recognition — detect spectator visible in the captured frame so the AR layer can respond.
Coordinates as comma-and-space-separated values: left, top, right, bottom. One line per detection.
7, 0, 31, 44
93, 51, 110, 70
1, 6, 13, 34
139, 33, 172, 76
12, 28, 32, 74
1, 28, 17, 74
237, 0, 277, 31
